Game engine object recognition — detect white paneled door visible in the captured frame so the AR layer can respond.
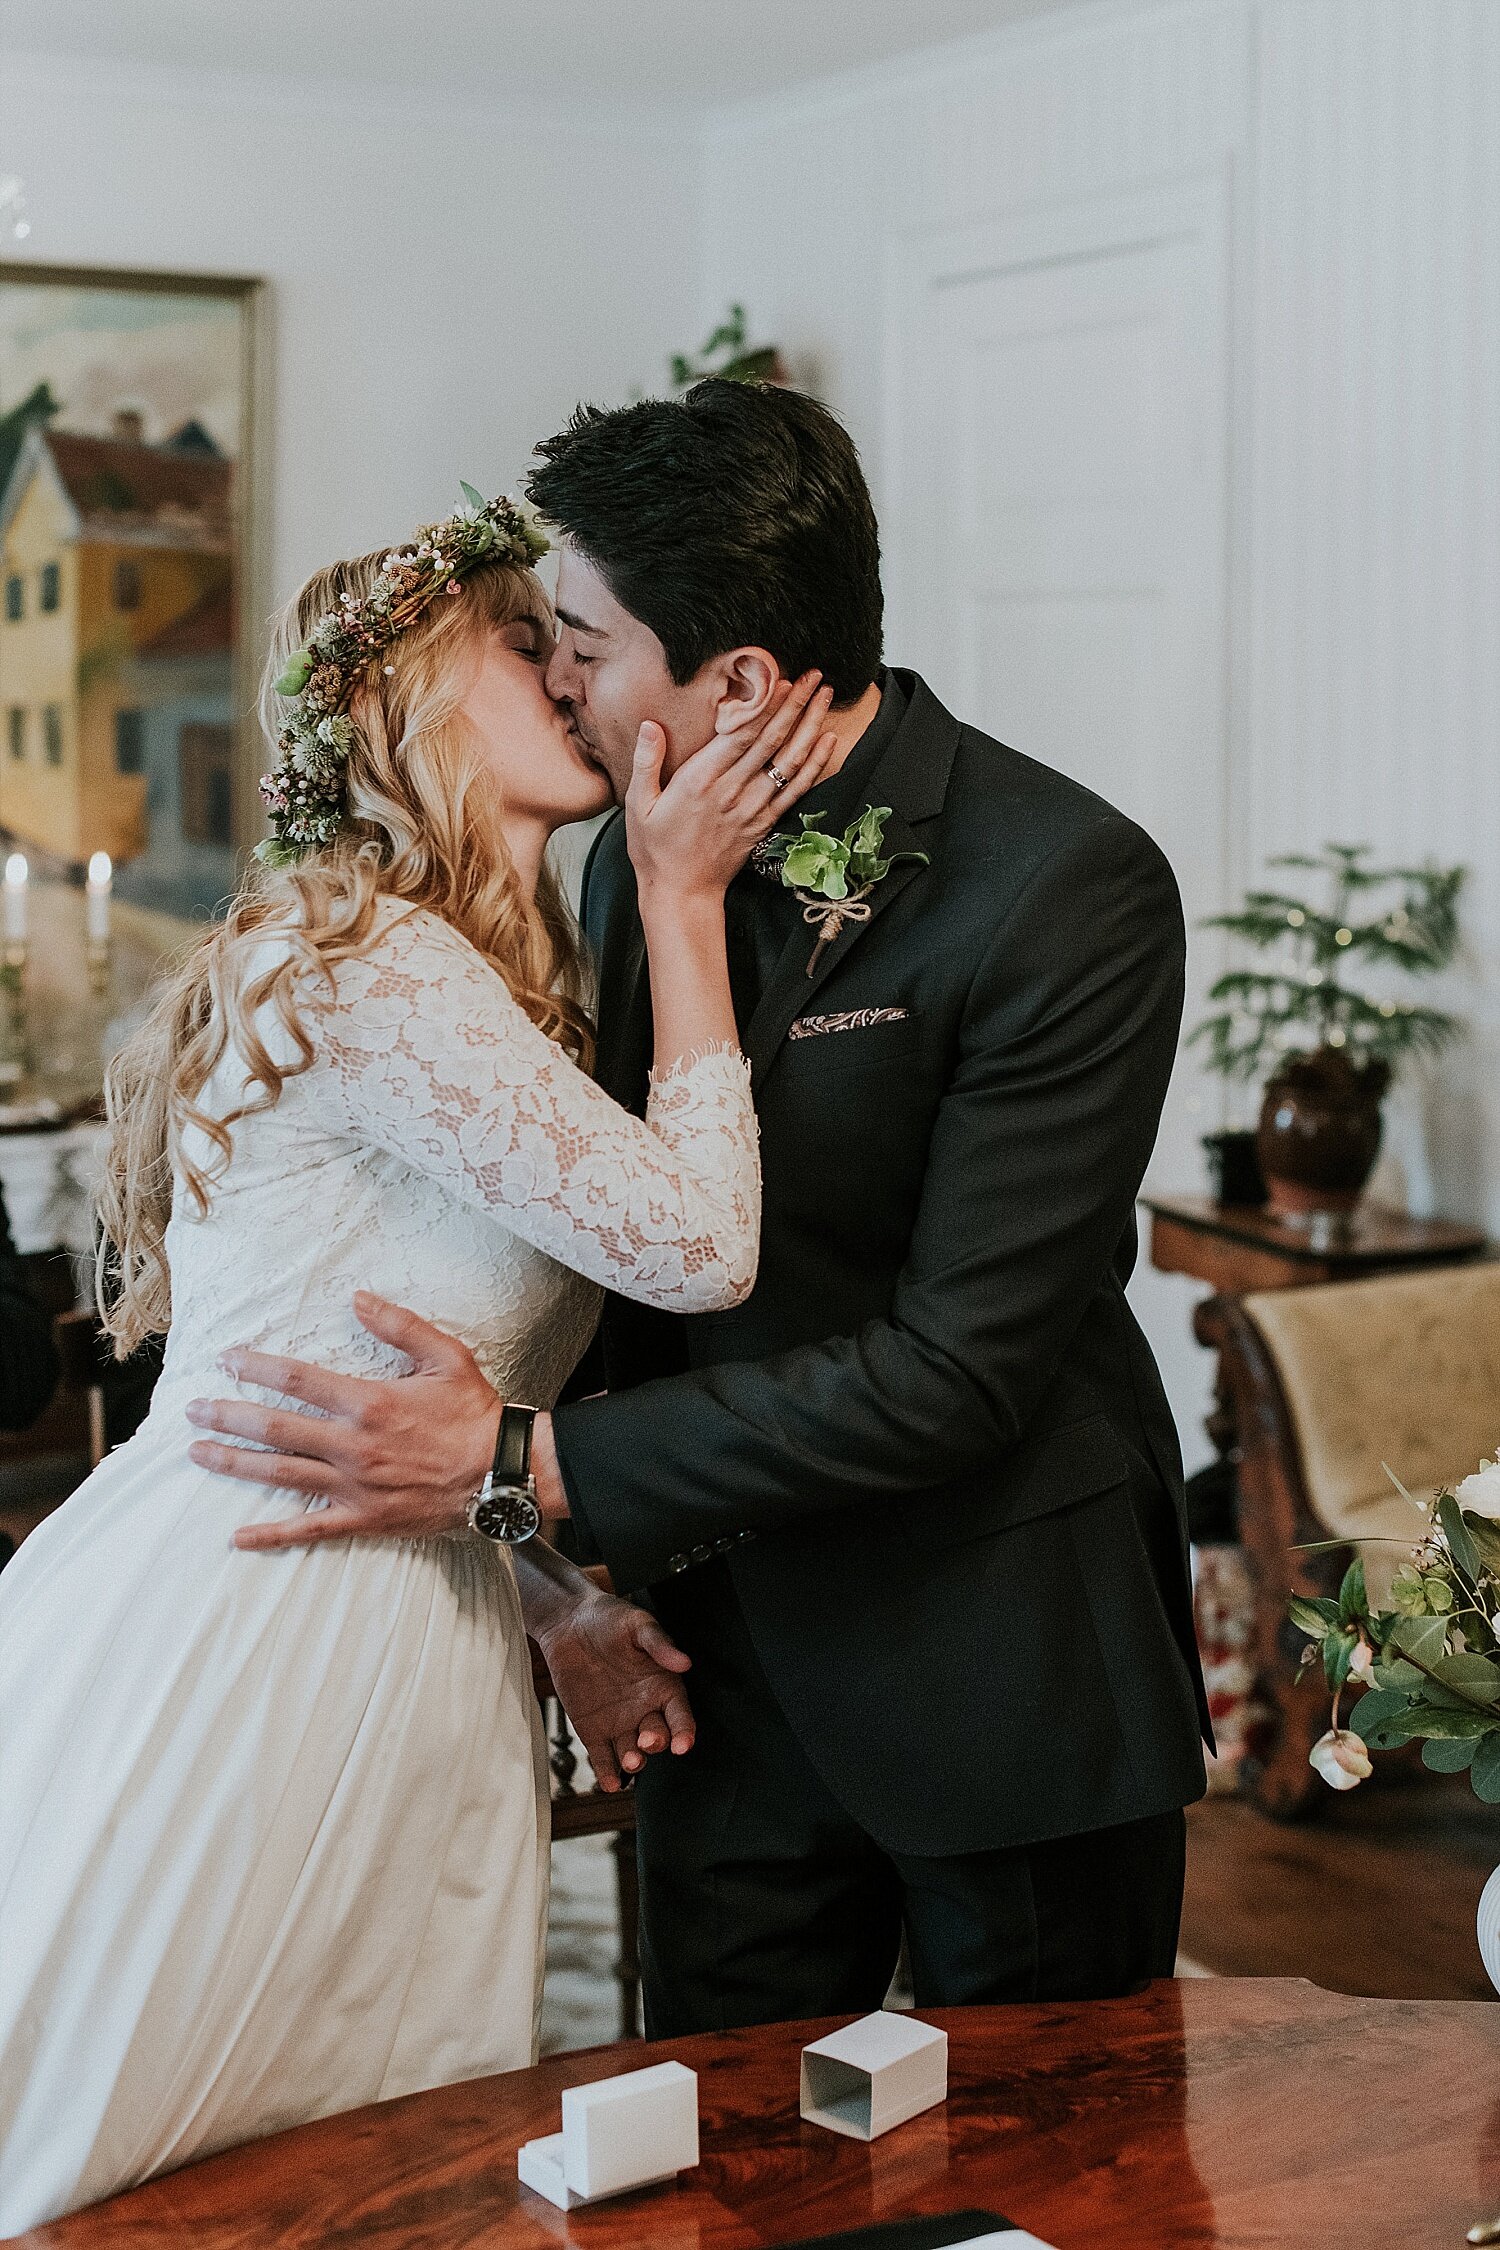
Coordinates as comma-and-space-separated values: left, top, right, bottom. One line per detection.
887, 179, 1233, 1467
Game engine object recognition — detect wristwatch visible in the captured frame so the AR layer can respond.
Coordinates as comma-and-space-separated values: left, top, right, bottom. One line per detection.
466, 1403, 542, 1545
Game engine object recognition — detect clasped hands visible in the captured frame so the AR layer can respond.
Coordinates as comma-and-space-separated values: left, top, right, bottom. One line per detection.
186, 1289, 692, 1792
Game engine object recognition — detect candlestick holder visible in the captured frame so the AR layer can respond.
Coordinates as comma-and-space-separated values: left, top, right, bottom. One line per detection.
86, 937, 112, 1000
0, 940, 31, 1088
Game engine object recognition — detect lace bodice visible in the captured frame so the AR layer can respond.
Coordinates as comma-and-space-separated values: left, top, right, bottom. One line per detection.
149, 901, 760, 1418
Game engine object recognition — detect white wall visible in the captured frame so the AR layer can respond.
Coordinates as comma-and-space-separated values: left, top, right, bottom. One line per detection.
1247, 0, 1500, 1241
702, 0, 1249, 520
6, 8, 1497, 1472
703, 0, 1253, 1463
0, 52, 699, 609
702, 0, 1500, 1468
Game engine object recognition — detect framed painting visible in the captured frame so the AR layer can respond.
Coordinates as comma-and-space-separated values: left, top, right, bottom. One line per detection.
0, 262, 265, 1099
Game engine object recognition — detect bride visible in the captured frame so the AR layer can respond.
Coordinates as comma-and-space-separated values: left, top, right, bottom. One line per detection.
0, 490, 836, 2232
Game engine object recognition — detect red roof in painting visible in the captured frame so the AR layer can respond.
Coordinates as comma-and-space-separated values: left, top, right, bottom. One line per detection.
140, 577, 235, 660
45, 431, 233, 546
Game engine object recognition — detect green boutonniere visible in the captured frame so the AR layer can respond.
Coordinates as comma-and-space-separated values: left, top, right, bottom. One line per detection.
754, 804, 929, 975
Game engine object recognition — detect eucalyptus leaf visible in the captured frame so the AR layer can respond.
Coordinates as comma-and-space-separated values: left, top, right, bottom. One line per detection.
1349, 1687, 1414, 1744
1471, 1732, 1500, 1803
1390, 1613, 1451, 1669
459, 480, 486, 511
1381, 1704, 1493, 1741
1427, 1653, 1500, 1706
1437, 1492, 1481, 1582
1372, 1657, 1424, 1692
1422, 1735, 1480, 1773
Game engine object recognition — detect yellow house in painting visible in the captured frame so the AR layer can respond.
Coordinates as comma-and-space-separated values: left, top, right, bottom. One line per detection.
0, 411, 234, 868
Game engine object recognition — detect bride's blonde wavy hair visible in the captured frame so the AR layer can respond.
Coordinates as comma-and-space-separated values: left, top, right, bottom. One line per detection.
97, 550, 594, 1357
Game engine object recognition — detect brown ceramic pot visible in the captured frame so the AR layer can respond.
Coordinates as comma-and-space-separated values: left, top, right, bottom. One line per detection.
1256, 1048, 1390, 1216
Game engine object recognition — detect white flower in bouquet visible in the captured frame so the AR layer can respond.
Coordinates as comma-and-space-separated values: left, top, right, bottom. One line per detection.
1309, 1728, 1374, 1791
1293, 1463, 1500, 1805
1456, 1454, 1500, 1521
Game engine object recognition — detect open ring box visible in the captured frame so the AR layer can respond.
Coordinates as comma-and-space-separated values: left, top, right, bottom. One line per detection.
800, 2012, 949, 2141
517, 2059, 699, 2210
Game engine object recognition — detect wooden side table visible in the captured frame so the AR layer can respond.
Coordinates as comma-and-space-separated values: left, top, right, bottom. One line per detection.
1142, 1194, 1488, 1812
1144, 1193, 1487, 1295
1144, 1193, 1488, 1477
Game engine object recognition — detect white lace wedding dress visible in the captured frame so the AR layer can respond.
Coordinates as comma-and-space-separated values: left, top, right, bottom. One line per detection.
0, 899, 759, 2234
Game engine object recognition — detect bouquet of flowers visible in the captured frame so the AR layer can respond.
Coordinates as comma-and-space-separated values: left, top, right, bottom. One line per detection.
1294, 1453, 1500, 1799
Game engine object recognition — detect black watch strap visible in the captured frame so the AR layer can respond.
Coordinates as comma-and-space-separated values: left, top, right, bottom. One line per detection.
493, 1403, 536, 1488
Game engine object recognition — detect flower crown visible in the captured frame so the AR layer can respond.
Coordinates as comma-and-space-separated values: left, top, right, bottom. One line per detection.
256, 484, 549, 867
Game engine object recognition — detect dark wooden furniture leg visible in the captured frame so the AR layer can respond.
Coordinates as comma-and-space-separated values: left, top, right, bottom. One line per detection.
542, 1691, 641, 2040
1194, 1293, 1348, 1820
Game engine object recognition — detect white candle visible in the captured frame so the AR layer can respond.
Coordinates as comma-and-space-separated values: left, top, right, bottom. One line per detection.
86, 851, 112, 944
4, 853, 27, 944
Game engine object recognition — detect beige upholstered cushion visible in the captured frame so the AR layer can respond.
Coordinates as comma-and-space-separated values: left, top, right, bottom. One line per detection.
1245, 1260, 1500, 1597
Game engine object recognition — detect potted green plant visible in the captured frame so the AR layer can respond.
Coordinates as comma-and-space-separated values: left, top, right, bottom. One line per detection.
1189, 846, 1465, 1217
669, 304, 788, 390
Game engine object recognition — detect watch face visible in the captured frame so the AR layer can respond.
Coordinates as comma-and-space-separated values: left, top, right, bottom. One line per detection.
473, 1488, 541, 1545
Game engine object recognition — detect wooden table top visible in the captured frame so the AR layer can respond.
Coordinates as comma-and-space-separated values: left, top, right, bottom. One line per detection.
18, 1978, 1500, 2249
1142, 1192, 1488, 1268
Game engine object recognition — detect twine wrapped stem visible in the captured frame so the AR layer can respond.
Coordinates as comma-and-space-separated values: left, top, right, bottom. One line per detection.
795, 884, 875, 976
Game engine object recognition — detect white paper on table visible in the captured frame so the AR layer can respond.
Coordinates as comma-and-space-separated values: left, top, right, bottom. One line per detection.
949, 2231, 1060, 2249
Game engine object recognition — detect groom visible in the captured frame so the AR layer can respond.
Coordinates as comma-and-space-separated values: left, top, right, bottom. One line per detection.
194, 380, 1210, 2033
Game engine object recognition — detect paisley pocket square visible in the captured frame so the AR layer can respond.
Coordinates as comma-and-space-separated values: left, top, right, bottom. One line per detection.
787, 1007, 911, 1041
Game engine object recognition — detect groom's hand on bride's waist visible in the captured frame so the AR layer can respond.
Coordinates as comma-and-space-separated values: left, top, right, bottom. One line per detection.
186, 1293, 571, 1548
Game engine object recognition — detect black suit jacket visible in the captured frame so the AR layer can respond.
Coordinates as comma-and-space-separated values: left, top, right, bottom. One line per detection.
553, 672, 1210, 1856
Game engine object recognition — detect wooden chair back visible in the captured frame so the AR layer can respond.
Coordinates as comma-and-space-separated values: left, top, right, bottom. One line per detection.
1199, 1259, 1500, 1818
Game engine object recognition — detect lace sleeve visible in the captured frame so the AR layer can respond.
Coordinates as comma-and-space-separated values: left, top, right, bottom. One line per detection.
294, 907, 760, 1314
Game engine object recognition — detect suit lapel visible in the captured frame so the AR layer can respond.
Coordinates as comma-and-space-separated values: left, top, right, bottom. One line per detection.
597, 927, 650, 1111
743, 812, 928, 1083
744, 674, 961, 1089
584, 811, 653, 1112
588, 674, 964, 1102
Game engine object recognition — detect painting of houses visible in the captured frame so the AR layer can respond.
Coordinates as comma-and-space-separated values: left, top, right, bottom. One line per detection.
0, 266, 261, 934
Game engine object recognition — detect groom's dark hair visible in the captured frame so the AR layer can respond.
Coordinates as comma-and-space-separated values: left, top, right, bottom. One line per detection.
527, 381, 883, 705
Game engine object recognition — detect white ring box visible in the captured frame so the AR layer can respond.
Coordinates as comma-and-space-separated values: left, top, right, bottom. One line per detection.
517, 2059, 699, 2209
799, 2011, 948, 2140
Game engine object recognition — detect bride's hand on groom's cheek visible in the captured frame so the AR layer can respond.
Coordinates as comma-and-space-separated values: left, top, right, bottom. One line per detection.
626, 672, 838, 902
186, 1294, 525, 1549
